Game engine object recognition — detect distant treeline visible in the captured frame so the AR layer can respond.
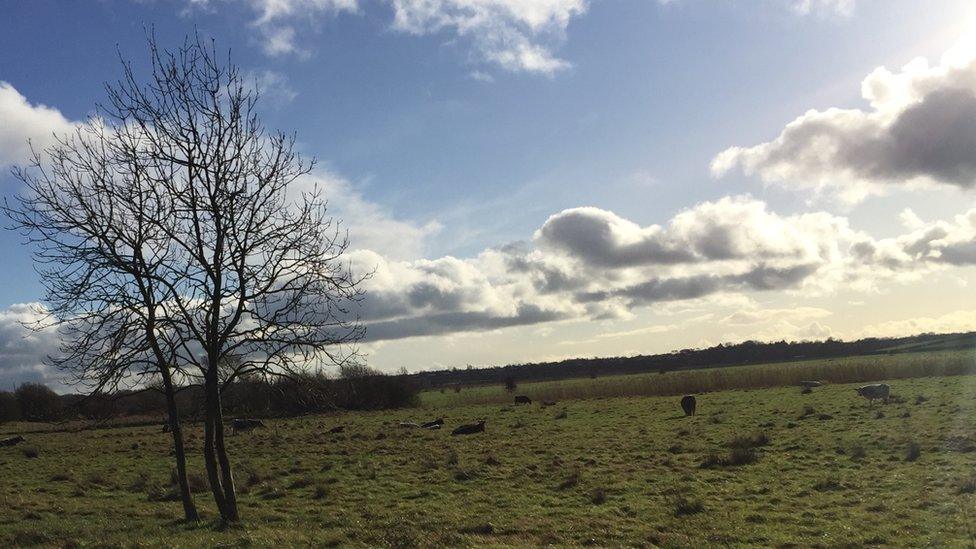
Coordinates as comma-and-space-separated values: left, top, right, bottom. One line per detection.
407, 331, 976, 389
0, 364, 418, 423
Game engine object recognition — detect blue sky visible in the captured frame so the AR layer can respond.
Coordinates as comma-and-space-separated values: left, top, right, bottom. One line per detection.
3, 0, 976, 386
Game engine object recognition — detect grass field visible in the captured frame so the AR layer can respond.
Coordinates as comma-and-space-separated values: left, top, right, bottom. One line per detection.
2, 359, 976, 547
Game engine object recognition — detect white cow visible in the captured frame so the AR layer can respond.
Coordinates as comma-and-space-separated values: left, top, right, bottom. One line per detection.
856, 383, 890, 405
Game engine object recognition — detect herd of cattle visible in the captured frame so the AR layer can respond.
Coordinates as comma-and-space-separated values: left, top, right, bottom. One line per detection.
222, 382, 892, 437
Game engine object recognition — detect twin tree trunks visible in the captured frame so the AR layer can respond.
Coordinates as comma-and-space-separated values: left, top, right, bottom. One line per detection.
4, 34, 364, 525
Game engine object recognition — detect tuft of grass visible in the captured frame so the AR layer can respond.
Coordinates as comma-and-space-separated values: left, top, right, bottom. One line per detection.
850, 444, 867, 460
814, 477, 844, 492
49, 471, 74, 482
727, 431, 770, 450
589, 487, 607, 505
672, 495, 705, 516
459, 522, 495, 535
905, 442, 921, 462
453, 468, 476, 482
957, 477, 976, 494
21, 446, 39, 459
727, 447, 758, 466
557, 467, 581, 490
312, 484, 329, 500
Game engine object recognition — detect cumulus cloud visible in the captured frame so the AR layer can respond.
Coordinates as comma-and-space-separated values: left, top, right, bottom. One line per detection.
537, 197, 849, 268
353, 196, 893, 342
712, 36, 976, 199
0, 82, 76, 170
849, 206, 976, 270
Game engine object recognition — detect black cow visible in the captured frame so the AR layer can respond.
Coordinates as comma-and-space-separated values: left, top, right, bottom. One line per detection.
451, 420, 486, 436
0, 436, 25, 447
421, 418, 444, 429
514, 395, 532, 405
231, 418, 265, 434
680, 395, 696, 417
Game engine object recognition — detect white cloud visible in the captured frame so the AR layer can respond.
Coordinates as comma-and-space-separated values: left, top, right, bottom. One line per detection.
292, 169, 442, 260
186, 0, 585, 74
712, 35, 976, 200
0, 303, 62, 390
0, 82, 76, 170
389, 0, 585, 75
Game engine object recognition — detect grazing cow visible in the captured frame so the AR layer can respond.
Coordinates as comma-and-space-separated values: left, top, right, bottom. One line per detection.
514, 395, 532, 405
451, 420, 486, 436
680, 395, 696, 417
856, 384, 890, 405
421, 418, 444, 429
0, 435, 25, 447
231, 418, 264, 435
799, 380, 823, 388
328, 425, 345, 434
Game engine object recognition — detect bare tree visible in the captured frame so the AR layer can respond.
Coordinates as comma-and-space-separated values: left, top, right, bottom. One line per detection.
95, 36, 366, 523
3, 120, 200, 520
5, 35, 365, 524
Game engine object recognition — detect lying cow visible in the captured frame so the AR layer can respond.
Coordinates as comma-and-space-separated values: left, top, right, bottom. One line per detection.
514, 395, 532, 405
420, 418, 444, 429
856, 383, 890, 406
231, 418, 265, 435
799, 380, 823, 388
451, 420, 486, 436
680, 395, 696, 417
0, 435, 25, 447
399, 421, 420, 428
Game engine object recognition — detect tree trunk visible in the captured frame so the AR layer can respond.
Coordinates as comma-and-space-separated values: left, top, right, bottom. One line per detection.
202, 378, 228, 520
211, 386, 240, 522
161, 368, 199, 522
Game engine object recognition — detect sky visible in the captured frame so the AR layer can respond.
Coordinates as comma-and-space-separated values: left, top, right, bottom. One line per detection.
3, 0, 976, 388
